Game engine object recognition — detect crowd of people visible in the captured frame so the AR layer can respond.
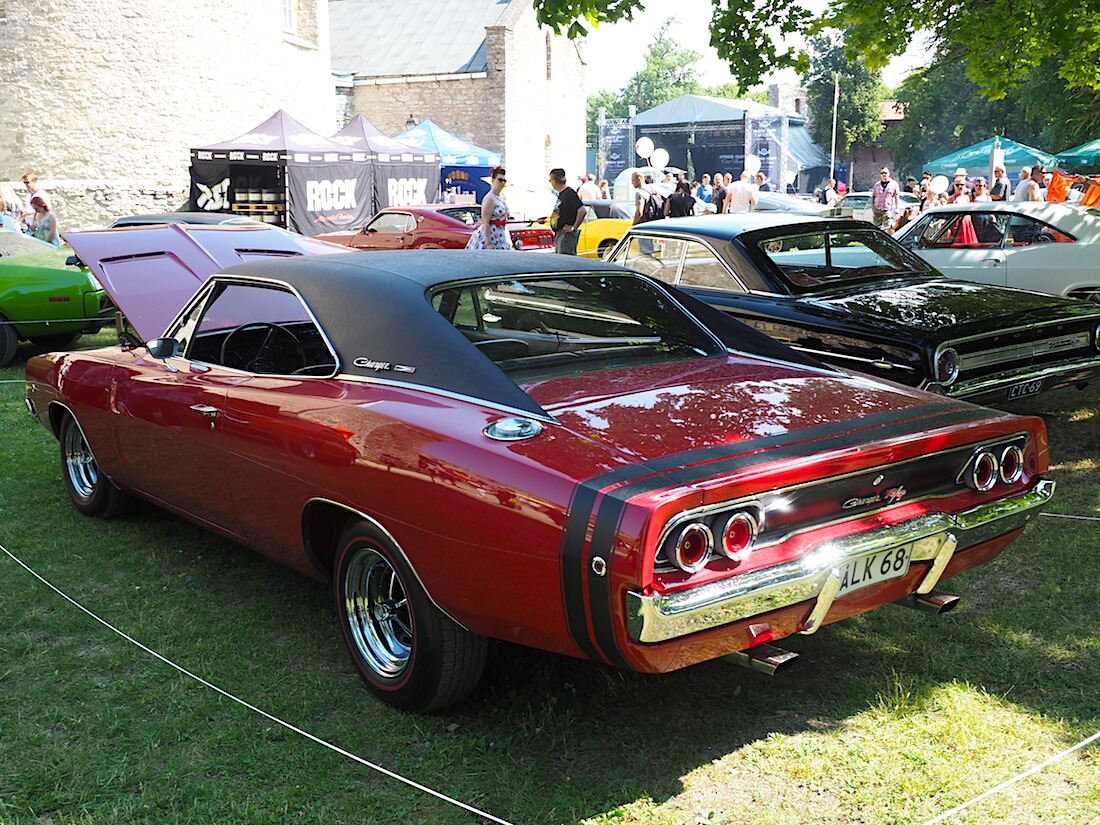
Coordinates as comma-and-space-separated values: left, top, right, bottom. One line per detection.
0, 172, 60, 246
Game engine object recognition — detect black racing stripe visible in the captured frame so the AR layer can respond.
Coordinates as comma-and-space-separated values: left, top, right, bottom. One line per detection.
576, 404, 993, 667
586, 494, 633, 670
583, 402, 966, 493
560, 483, 604, 663
657, 406, 993, 489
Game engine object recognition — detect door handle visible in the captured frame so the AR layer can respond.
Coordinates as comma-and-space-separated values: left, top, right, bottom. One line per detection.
189, 404, 220, 419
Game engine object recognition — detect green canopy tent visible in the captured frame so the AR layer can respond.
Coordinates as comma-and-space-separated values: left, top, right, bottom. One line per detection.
924, 137, 1059, 175
1057, 138, 1100, 169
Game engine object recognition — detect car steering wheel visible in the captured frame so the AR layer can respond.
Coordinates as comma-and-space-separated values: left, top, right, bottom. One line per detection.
219, 322, 306, 373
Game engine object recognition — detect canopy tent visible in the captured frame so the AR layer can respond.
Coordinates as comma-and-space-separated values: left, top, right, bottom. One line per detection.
330, 115, 441, 211
189, 110, 373, 236
624, 95, 828, 191
1057, 138, 1100, 169
923, 137, 1059, 176
394, 119, 501, 203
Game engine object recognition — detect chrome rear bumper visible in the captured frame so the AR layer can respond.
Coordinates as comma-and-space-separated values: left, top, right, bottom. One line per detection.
626, 479, 1054, 644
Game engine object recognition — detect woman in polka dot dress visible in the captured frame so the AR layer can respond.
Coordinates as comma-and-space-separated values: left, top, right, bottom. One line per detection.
465, 166, 512, 250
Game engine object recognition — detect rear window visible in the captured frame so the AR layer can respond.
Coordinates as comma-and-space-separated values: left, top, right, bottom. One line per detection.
431, 273, 723, 380
748, 227, 934, 292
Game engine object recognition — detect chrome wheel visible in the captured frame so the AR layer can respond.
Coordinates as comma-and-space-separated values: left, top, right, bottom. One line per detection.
343, 547, 413, 679
62, 418, 98, 501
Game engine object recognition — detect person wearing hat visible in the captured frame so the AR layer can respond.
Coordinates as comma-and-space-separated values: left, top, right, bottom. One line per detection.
871, 167, 900, 230
990, 165, 1012, 201
905, 175, 920, 196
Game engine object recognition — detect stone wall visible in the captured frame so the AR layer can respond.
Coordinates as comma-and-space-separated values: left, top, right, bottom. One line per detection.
2, 179, 191, 231
0, 0, 337, 229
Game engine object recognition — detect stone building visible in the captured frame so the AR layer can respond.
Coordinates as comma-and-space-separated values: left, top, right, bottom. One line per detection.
329, 0, 586, 217
0, 0, 336, 229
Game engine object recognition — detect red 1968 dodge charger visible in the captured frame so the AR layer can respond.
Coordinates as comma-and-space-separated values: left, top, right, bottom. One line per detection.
25, 225, 1053, 711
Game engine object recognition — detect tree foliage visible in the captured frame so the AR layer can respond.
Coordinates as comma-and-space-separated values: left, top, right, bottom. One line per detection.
585, 20, 764, 137
883, 54, 1100, 176
803, 33, 887, 160
536, 0, 1100, 97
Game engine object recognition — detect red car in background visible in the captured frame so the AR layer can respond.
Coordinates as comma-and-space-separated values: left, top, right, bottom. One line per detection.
315, 204, 554, 251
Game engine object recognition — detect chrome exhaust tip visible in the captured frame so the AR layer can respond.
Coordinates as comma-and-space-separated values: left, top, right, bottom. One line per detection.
722, 643, 799, 676
893, 590, 961, 614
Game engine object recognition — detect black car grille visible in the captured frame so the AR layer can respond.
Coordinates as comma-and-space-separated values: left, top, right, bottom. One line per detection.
955, 320, 1096, 380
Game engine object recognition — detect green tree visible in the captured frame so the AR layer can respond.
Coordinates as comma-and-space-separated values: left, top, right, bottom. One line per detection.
803, 33, 887, 162
536, 0, 1100, 97
619, 19, 703, 111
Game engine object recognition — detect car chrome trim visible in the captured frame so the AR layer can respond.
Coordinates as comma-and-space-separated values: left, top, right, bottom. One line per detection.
626, 479, 1054, 644
336, 372, 560, 425
654, 432, 1030, 563
949, 354, 1100, 398
300, 498, 471, 631
791, 345, 919, 374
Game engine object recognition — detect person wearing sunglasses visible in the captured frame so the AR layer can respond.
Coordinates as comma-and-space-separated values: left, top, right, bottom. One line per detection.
949, 180, 972, 204
466, 166, 512, 250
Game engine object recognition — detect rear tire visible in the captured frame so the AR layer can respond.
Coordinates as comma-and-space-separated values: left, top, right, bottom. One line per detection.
597, 239, 617, 259
334, 519, 487, 712
59, 413, 133, 519
0, 314, 18, 367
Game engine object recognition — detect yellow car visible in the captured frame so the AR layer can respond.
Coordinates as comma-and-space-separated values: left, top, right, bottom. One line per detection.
536, 200, 634, 259
577, 200, 634, 259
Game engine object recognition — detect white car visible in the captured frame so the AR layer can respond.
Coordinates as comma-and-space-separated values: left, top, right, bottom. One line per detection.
825, 190, 920, 222
894, 201, 1100, 302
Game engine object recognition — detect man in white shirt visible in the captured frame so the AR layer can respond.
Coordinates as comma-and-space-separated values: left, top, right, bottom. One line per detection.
1011, 167, 1032, 201
577, 175, 601, 201
726, 171, 757, 214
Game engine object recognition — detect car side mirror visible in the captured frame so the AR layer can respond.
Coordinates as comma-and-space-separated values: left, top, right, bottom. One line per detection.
147, 337, 179, 359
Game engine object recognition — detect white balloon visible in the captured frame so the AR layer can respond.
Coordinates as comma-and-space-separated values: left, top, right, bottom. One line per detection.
744, 153, 761, 175
650, 148, 670, 171
784, 169, 797, 185
930, 174, 950, 194
635, 137, 654, 159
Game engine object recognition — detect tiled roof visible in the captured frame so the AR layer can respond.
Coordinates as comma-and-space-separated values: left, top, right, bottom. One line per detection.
329, 0, 513, 76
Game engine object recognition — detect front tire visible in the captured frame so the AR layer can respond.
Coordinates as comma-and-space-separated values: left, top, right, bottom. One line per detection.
597, 239, 617, 259
334, 520, 487, 712
59, 413, 133, 519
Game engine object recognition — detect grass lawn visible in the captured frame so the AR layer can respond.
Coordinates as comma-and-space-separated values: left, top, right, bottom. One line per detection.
1, 331, 1098, 824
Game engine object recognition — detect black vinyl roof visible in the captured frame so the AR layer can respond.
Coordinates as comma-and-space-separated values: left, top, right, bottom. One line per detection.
632, 213, 836, 240
219, 251, 646, 418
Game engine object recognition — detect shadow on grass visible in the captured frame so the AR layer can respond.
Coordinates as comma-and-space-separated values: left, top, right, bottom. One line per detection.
2, 376, 1098, 823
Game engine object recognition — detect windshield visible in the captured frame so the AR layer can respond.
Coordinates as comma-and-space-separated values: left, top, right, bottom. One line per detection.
431, 273, 723, 380
748, 226, 937, 293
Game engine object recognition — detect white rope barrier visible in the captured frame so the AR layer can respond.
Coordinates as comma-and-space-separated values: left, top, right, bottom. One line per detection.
919, 730, 1100, 824
0, 542, 517, 825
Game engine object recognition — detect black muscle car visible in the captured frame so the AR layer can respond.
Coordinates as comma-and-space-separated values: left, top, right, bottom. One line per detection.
607, 214, 1100, 405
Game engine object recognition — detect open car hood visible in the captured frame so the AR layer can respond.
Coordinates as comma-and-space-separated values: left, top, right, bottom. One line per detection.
63, 224, 349, 341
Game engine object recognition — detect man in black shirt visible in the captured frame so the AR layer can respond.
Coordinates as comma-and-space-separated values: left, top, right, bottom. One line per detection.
548, 168, 586, 255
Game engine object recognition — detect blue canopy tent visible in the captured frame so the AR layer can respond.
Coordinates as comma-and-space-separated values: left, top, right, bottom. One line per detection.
923, 137, 1059, 176
1057, 138, 1100, 170
394, 119, 501, 202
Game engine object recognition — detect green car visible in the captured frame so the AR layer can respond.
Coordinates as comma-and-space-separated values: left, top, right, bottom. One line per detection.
0, 231, 112, 366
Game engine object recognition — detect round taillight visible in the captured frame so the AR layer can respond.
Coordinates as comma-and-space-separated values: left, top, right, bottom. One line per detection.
935, 347, 959, 385
999, 445, 1024, 484
719, 511, 758, 562
671, 523, 713, 573
513, 238, 526, 249
966, 450, 999, 491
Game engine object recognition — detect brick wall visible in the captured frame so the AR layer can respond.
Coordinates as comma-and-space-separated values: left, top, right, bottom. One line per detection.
347, 1, 585, 219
